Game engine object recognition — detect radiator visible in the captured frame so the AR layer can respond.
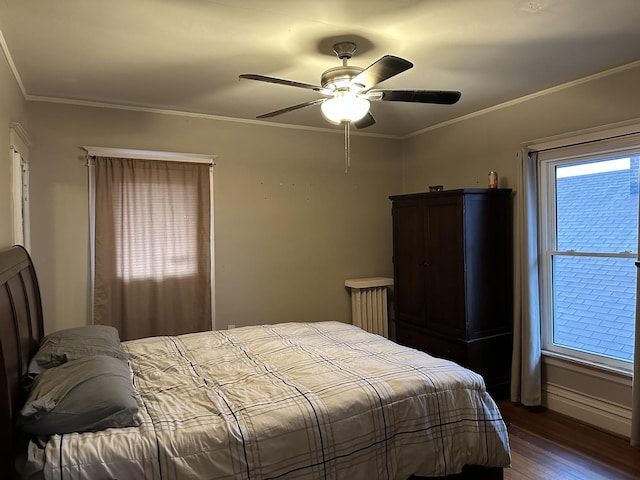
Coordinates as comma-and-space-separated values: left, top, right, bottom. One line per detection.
345, 277, 393, 338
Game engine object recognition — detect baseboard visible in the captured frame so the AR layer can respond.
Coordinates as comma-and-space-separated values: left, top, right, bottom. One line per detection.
543, 382, 631, 438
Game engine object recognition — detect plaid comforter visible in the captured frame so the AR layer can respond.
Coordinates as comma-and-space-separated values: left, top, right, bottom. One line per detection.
39, 321, 510, 479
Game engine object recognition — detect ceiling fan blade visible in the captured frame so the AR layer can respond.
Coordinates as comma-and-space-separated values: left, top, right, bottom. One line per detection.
373, 90, 462, 105
255, 98, 325, 119
239, 74, 324, 92
349, 55, 413, 90
353, 112, 376, 129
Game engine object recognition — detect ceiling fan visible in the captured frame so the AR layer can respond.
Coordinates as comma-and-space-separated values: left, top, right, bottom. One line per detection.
239, 41, 462, 129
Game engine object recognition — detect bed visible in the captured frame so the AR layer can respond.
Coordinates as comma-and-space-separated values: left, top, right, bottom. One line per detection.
1, 245, 510, 479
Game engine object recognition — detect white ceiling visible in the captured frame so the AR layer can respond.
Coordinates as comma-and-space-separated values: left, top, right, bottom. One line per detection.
2, 0, 640, 137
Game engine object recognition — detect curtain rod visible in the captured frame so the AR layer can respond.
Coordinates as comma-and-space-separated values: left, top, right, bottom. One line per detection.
526, 119, 640, 152
531, 130, 640, 154
82, 146, 217, 165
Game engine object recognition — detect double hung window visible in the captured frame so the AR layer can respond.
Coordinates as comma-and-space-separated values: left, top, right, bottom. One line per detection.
538, 135, 640, 371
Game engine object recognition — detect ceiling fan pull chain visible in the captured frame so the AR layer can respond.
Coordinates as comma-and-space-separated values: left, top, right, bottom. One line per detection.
344, 121, 351, 174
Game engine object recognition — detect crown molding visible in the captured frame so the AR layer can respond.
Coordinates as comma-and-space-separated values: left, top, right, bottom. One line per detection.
403, 59, 640, 139
26, 95, 401, 140
0, 28, 26, 96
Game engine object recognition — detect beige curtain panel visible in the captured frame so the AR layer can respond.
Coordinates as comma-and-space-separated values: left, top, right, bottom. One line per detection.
510, 150, 542, 406
94, 157, 211, 341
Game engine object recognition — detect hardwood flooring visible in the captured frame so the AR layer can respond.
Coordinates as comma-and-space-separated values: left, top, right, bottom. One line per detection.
498, 400, 640, 479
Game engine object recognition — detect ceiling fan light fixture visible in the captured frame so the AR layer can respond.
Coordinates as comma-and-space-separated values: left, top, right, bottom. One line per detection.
321, 91, 370, 124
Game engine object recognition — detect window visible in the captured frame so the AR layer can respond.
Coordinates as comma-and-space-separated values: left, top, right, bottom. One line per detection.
10, 124, 31, 251
86, 147, 216, 340
113, 179, 200, 281
11, 150, 30, 249
538, 135, 640, 371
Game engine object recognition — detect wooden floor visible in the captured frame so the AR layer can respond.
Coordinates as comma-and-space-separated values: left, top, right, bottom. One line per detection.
498, 400, 640, 480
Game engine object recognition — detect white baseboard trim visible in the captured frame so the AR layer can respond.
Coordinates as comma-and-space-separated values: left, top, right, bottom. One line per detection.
543, 383, 632, 438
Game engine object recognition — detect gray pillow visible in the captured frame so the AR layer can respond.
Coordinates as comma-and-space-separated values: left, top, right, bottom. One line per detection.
28, 325, 128, 376
18, 355, 139, 435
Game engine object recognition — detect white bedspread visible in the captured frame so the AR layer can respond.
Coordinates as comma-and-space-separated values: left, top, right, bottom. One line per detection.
38, 321, 510, 479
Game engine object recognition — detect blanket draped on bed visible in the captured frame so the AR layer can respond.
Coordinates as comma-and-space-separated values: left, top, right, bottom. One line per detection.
36, 321, 510, 479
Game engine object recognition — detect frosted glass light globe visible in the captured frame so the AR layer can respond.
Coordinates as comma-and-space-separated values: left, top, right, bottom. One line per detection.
321, 92, 370, 124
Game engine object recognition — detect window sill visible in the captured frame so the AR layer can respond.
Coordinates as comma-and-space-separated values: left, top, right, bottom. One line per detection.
541, 349, 632, 384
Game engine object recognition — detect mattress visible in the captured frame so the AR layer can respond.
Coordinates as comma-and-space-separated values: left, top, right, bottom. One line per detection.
28, 321, 510, 479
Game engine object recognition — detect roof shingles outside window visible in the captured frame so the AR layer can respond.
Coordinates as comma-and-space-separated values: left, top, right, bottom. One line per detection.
553, 158, 638, 362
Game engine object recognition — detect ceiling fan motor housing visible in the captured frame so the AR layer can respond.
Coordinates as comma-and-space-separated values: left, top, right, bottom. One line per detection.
321, 66, 364, 90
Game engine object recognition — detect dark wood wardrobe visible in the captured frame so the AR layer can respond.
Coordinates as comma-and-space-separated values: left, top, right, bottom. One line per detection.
390, 188, 513, 398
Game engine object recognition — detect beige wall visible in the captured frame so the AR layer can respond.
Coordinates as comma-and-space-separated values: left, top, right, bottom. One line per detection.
25, 102, 402, 333
0, 48, 29, 248
402, 63, 640, 436
402, 65, 640, 193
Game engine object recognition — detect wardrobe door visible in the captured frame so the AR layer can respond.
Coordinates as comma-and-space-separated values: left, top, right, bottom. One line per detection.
463, 193, 514, 338
424, 195, 466, 338
392, 199, 426, 327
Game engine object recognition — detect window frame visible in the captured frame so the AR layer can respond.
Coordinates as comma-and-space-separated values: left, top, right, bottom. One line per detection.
537, 139, 640, 372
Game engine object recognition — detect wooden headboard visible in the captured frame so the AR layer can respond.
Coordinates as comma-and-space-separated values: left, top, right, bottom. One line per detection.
0, 245, 44, 478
